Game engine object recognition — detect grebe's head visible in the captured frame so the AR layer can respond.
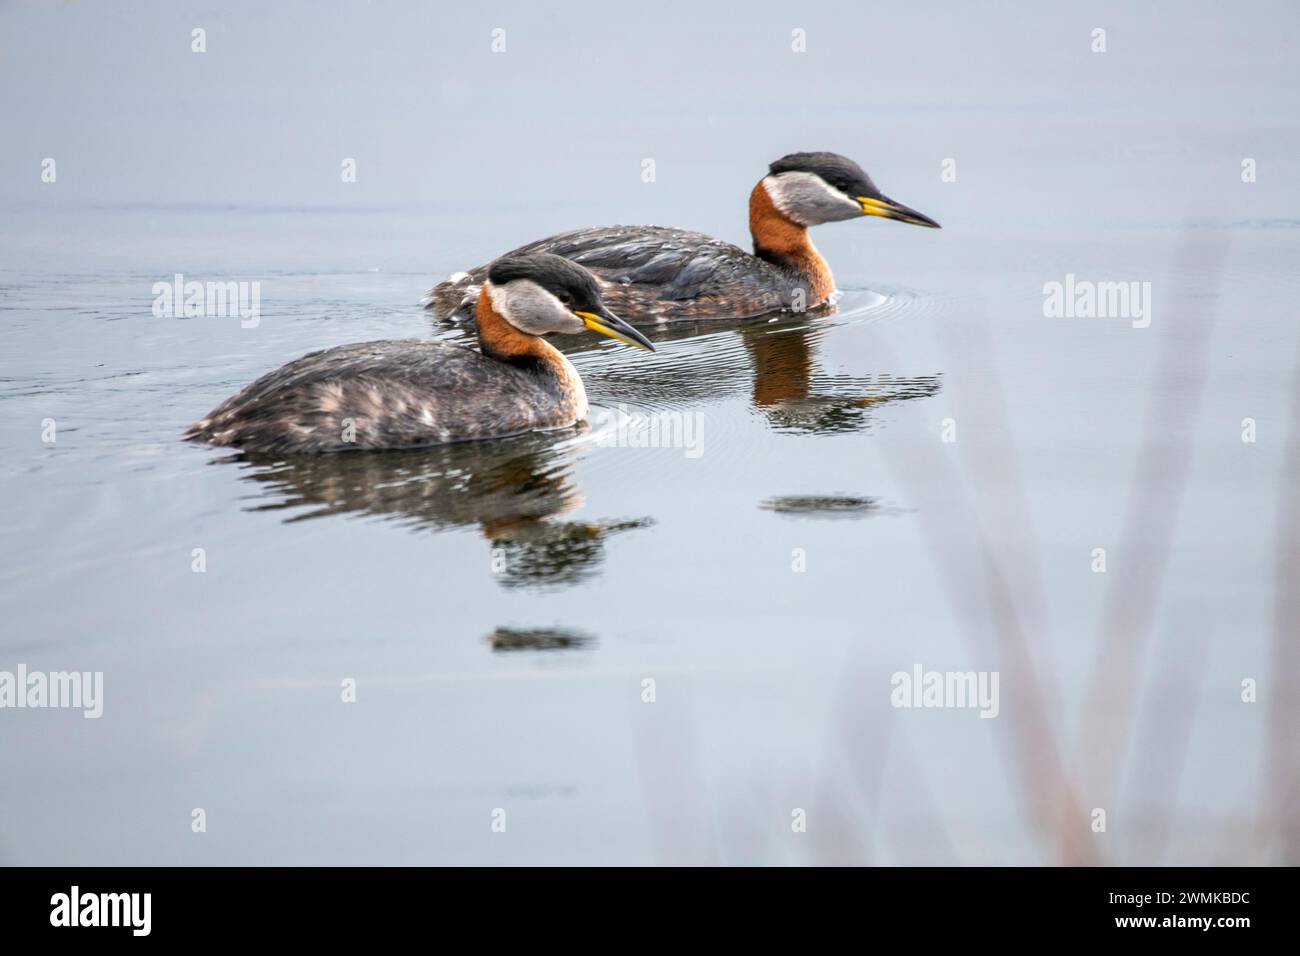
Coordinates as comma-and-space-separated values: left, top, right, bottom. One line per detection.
485, 253, 654, 351
762, 151, 941, 229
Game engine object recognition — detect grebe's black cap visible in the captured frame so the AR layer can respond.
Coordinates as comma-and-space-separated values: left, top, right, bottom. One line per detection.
488, 252, 654, 352
770, 151, 880, 199
769, 151, 941, 229
488, 252, 605, 313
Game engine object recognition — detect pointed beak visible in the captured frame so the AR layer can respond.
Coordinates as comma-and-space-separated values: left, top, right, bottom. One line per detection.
574, 307, 655, 352
857, 195, 942, 229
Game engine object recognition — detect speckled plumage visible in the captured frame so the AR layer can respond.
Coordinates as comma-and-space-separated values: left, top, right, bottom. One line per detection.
185, 338, 583, 454
427, 152, 940, 328
428, 224, 809, 324
185, 252, 652, 455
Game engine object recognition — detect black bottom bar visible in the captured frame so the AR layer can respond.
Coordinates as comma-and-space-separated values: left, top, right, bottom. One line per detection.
0, 866, 1279, 941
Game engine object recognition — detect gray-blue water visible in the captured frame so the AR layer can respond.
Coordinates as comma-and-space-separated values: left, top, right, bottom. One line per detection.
1, 0, 1297, 864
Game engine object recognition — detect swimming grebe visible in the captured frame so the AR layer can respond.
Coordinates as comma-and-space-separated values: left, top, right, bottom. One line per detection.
427, 152, 940, 324
186, 254, 653, 453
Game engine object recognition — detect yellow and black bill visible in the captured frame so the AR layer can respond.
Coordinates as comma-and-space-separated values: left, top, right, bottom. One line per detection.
574, 307, 655, 352
857, 195, 942, 229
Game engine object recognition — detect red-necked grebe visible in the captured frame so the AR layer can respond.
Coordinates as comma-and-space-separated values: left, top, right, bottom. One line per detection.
427, 152, 940, 324
186, 254, 653, 453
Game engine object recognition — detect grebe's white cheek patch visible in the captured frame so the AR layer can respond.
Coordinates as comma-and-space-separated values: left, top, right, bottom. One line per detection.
765, 172, 863, 226
487, 279, 581, 335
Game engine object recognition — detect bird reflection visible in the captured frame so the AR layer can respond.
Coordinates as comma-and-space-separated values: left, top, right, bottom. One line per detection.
217, 302, 934, 589
486, 626, 595, 652
759, 494, 882, 519
437, 300, 941, 435
739, 317, 942, 433
226, 435, 651, 590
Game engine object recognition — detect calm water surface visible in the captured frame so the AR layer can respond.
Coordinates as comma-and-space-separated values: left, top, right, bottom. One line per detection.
1, 0, 1297, 864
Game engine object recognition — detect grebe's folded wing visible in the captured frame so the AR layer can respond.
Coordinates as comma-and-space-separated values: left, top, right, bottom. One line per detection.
428, 225, 784, 322
186, 341, 556, 452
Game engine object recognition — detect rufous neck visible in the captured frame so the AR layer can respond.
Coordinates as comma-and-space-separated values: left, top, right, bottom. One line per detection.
475, 286, 564, 369
748, 180, 834, 302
